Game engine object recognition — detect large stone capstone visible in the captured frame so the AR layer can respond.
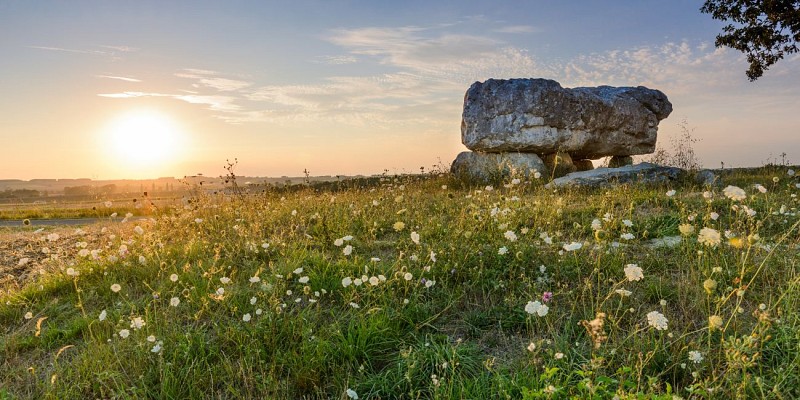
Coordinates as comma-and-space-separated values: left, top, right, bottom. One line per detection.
461, 78, 672, 159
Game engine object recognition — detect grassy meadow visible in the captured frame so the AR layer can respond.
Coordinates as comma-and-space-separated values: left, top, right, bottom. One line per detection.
1, 166, 799, 399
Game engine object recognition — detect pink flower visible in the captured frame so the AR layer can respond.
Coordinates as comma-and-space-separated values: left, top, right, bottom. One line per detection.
542, 292, 553, 303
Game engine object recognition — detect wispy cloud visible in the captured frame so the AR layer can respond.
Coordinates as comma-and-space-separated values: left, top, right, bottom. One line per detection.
95, 21, 800, 142
174, 69, 253, 91
97, 75, 141, 82
314, 55, 358, 65
28, 45, 107, 55
493, 25, 539, 34
98, 91, 241, 114
99, 45, 138, 53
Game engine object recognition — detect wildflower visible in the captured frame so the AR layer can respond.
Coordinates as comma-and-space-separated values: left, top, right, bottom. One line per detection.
219, 277, 231, 285
773, 176, 779, 183
151, 341, 163, 353
147, 335, 156, 343
249, 276, 260, 283
393, 221, 405, 231
298, 276, 310, 284
334, 238, 344, 247
615, 289, 632, 297
498, 246, 508, 255
678, 224, 695, 236
622, 219, 633, 227
170, 274, 179, 282
99, 310, 107, 321
119, 329, 130, 339
429, 251, 437, 262
130, 317, 145, 330
754, 184, 767, 193
47, 233, 60, 242
698, 227, 722, 247
343, 245, 353, 256
24, 311, 33, 320
787, 169, 795, 176
194, 218, 203, 224
349, 302, 360, 309
646, 311, 668, 330
110, 283, 121, 293
410, 231, 420, 244
703, 191, 713, 200
688, 350, 703, 364
527, 342, 536, 352
504, 230, 518, 242
403, 272, 413, 281
256, 308, 263, 315
215, 287, 225, 296
134, 226, 144, 235
342, 277, 353, 287
250, 297, 257, 305
243, 313, 251, 322
293, 267, 303, 274
723, 185, 746, 201
624, 264, 644, 281
660, 299, 667, 306
554, 352, 564, 359
542, 292, 553, 302
533, 171, 542, 179
591, 219, 602, 230
703, 279, 717, 294
368, 276, 379, 286
346, 388, 359, 400
354, 278, 363, 286
563, 242, 582, 251
170, 297, 180, 307
666, 190, 676, 197
524, 300, 549, 317
425, 280, 436, 288
66, 268, 77, 276
709, 315, 723, 330
620, 233, 635, 240
710, 212, 719, 221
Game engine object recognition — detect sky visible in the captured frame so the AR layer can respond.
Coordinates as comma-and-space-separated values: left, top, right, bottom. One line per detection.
1, 0, 799, 180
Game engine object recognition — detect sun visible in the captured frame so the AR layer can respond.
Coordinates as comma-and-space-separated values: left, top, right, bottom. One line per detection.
105, 110, 184, 169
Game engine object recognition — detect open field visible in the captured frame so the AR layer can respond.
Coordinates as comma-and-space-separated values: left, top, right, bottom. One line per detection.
1, 167, 799, 399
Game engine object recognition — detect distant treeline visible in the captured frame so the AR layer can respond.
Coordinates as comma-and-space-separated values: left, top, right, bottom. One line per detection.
63, 184, 118, 196
0, 189, 41, 199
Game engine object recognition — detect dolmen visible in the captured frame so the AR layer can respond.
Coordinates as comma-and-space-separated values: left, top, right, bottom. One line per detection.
451, 78, 673, 181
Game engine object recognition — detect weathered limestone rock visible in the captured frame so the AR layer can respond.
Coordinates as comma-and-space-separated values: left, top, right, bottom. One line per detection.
544, 163, 684, 189
451, 151, 545, 182
541, 152, 577, 178
574, 159, 595, 172
608, 155, 633, 168
694, 169, 720, 187
461, 78, 672, 158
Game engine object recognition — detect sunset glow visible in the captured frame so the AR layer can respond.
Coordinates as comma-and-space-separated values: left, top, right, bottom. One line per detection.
107, 111, 181, 167
1, 2, 799, 180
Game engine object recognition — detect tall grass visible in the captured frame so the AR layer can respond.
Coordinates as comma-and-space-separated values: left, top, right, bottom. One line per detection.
1, 167, 799, 399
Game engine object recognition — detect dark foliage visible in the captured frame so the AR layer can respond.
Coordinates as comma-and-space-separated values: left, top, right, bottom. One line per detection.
701, 0, 800, 80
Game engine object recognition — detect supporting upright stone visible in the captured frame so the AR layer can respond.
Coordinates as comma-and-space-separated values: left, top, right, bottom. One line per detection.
541, 152, 577, 178
450, 151, 545, 183
608, 156, 633, 168
574, 159, 595, 172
